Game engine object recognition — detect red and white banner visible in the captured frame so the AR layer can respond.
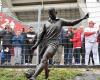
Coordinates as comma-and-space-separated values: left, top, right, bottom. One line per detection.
0, 12, 26, 31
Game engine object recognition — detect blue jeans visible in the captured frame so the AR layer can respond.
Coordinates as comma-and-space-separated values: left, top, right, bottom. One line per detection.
74, 48, 81, 64
1, 51, 11, 65
67, 48, 73, 64
64, 46, 68, 64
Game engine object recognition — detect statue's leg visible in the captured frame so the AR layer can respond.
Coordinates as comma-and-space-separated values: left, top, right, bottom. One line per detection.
25, 46, 47, 79
39, 45, 49, 79
44, 62, 49, 79
30, 45, 57, 79
44, 45, 57, 79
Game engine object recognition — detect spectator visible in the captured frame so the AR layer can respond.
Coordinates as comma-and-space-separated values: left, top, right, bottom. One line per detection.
12, 30, 23, 65
0, 25, 14, 65
79, 26, 94, 65
20, 28, 27, 64
65, 26, 73, 65
25, 27, 37, 64
60, 28, 68, 65
70, 27, 82, 64
78, 26, 85, 64
84, 21, 99, 65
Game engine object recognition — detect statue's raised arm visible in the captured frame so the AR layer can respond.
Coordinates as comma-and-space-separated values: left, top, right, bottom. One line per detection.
61, 13, 89, 26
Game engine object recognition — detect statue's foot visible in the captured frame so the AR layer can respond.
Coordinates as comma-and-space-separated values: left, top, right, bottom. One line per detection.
29, 76, 35, 80
45, 69, 50, 79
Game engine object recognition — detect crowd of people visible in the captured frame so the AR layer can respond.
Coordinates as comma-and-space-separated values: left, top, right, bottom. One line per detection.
62, 20, 100, 65
0, 25, 37, 65
0, 20, 100, 66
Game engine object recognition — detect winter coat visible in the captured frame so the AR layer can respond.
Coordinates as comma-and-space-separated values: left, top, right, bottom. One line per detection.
71, 31, 82, 48
12, 35, 23, 47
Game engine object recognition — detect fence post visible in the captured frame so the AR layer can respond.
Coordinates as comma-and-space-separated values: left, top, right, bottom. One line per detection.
36, 7, 42, 65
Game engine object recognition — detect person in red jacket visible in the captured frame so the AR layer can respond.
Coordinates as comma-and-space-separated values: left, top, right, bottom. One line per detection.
70, 27, 82, 64
78, 26, 85, 64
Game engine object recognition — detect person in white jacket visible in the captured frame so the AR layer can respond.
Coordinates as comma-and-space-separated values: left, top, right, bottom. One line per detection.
84, 21, 99, 65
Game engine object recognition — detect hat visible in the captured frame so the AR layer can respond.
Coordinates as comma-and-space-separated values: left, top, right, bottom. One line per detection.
88, 21, 96, 24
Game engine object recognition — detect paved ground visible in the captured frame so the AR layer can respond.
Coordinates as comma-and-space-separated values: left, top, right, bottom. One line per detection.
74, 69, 100, 80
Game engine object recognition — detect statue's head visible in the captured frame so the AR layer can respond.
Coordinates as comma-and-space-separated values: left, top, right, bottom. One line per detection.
48, 8, 57, 20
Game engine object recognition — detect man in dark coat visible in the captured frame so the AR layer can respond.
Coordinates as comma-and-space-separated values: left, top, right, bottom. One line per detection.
0, 26, 14, 65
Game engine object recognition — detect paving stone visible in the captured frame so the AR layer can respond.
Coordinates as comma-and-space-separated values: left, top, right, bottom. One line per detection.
74, 70, 100, 80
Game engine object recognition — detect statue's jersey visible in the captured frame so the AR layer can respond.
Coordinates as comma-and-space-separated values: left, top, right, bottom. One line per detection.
41, 18, 67, 49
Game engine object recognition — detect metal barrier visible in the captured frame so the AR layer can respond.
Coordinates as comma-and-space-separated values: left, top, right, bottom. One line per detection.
0, 1, 100, 68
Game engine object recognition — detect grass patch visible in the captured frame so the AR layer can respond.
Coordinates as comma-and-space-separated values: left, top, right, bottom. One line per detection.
0, 68, 82, 80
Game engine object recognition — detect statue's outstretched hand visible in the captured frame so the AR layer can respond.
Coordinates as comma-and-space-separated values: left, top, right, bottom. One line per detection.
83, 13, 89, 19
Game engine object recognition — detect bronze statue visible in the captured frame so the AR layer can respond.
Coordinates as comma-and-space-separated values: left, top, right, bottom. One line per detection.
25, 8, 89, 80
